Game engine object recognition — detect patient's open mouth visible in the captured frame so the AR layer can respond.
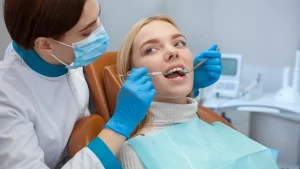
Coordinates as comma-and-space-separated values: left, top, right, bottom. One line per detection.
164, 67, 186, 79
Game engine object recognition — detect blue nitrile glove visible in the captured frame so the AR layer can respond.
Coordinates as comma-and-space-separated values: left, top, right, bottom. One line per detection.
104, 67, 156, 139
193, 44, 222, 97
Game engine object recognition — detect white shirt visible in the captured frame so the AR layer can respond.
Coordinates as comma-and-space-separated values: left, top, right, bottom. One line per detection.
0, 43, 116, 169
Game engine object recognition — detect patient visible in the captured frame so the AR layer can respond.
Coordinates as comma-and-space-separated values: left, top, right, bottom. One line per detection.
116, 15, 278, 169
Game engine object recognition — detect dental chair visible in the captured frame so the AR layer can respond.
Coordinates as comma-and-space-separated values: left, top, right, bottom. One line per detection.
68, 51, 234, 158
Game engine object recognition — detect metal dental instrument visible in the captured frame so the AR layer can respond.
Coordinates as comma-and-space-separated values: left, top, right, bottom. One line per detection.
181, 58, 208, 74
118, 58, 208, 77
118, 71, 166, 77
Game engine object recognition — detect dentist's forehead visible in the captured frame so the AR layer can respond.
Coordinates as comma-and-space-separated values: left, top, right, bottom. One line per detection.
75, 0, 100, 31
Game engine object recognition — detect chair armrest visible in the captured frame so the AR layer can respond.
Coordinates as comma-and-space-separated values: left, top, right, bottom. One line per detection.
68, 114, 106, 158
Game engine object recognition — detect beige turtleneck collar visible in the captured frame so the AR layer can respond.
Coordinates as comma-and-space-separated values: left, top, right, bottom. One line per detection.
138, 97, 198, 136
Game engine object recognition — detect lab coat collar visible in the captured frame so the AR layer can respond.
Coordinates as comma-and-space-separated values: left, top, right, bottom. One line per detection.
12, 41, 68, 77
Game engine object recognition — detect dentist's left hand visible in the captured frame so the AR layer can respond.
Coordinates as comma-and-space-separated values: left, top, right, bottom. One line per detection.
193, 44, 222, 96
104, 67, 156, 139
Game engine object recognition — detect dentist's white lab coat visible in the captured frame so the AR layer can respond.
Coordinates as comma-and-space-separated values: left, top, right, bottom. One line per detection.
0, 44, 106, 169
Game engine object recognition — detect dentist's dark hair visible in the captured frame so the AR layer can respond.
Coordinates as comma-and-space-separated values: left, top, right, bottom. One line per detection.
3, 0, 86, 50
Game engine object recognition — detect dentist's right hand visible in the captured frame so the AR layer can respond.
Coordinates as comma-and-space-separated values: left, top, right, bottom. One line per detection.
104, 67, 156, 139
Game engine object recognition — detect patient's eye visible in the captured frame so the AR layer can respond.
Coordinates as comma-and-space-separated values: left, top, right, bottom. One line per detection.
175, 40, 186, 47
145, 47, 157, 55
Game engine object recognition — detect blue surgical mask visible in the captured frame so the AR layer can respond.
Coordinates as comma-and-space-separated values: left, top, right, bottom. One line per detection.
51, 24, 109, 69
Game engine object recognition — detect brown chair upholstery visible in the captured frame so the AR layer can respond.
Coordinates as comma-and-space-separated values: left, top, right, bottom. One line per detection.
69, 51, 234, 158
68, 114, 106, 158
83, 51, 118, 121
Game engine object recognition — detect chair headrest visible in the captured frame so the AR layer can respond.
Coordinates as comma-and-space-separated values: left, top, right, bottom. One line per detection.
84, 51, 117, 121
103, 65, 122, 115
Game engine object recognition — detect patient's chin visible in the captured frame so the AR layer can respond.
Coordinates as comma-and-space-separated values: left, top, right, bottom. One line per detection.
154, 86, 192, 103
152, 77, 193, 102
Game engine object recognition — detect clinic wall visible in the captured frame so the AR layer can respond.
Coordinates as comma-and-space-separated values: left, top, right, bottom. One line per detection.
212, 0, 300, 68
211, 0, 300, 92
99, 0, 165, 52
0, 0, 12, 60
164, 0, 215, 56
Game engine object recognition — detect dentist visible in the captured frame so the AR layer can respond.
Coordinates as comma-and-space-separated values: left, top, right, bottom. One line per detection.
0, 0, 221, 168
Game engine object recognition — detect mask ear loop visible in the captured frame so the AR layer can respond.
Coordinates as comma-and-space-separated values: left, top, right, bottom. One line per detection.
49, 38, 74, 68
49, 38, 73, 48
50, 54, 69, 67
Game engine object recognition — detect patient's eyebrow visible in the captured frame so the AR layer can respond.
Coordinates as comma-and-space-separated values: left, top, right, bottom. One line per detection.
172, 33, 186, 40
140, 34, 186, 49
140, 39, 160, 49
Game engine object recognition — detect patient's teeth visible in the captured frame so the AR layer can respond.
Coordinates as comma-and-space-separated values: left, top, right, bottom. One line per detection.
167, 67, 184, 74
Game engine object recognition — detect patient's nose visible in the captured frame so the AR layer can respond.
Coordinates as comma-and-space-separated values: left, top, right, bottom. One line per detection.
164, 47, 179, 61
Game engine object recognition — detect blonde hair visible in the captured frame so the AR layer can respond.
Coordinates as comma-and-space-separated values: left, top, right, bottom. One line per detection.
116, 15, 185, 137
